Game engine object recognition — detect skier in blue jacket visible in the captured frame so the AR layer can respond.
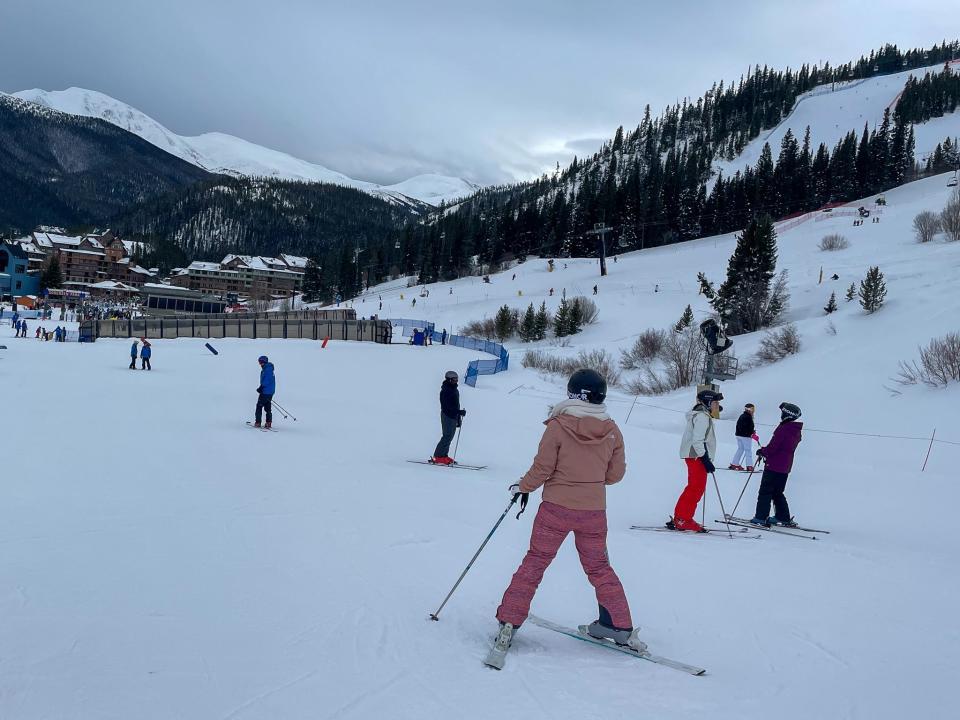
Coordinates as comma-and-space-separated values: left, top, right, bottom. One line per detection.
254, 355, 276, 428
129, 340, 139, 369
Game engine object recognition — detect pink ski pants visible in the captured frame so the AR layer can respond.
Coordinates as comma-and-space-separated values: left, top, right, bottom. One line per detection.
496, 501, 632, 628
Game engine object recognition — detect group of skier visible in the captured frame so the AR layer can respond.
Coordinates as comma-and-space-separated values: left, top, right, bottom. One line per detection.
426, 366, 804, 658
128, 339, 152, 370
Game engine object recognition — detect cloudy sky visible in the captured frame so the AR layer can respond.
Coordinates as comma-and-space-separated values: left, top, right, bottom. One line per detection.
1, 0, 955, 185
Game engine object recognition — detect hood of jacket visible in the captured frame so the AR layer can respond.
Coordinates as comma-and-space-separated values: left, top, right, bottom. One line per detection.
778, 420, 803, 438
546, 399, 615, 445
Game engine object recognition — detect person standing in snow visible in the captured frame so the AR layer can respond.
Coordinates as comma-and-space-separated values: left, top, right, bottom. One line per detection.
129, 339, 139, 369
750, 403, 803, 527
668, 389, 723, 532
140, 338, 152, 370
728, 403, 759, 471
254, 355, 275, 429
19, 320, 27, 338
431, 370, 465, 464
492, 369, 645, 655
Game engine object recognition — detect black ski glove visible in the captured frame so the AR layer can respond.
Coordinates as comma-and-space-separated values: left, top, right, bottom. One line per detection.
508, 483, 529, 518
257, 386, 263, 394
756, 447, 765, 458
456, 417, 462, 428
700, 454, 716, 474
459, 409, 467, 417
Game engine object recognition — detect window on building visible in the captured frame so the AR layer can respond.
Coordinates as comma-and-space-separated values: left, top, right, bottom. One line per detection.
175, 299, 185, 311
15, 281, 22, 289
15, 264, 25, 274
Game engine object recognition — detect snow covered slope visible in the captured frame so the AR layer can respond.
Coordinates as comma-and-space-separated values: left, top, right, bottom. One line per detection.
10, 87, 477, 206
2, 174, 958, 719
716, 61, 960, 178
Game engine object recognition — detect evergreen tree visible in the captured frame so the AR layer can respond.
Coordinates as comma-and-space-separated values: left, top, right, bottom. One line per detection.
40, 256, 63, 291
824, 291, 838, 314
674, 304, 695, 332
554, 298, 571, 337
568, 298, 584, 335
534, 301, 549, 340
846, 282, 857, 301
494, 304, 514, 341
859, 266, 887, 313
300, 257, 324, 303
709, 215, 782, 333
519, 303, 537, 342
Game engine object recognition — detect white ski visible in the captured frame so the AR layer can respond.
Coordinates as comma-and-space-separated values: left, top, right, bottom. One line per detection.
525, 614, 706, 676
407, 460, 487, 470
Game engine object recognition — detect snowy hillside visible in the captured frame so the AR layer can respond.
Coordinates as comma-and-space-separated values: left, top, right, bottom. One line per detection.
2, 173, 958, 719
716, 60, 960, 179
10, 88, 478, 206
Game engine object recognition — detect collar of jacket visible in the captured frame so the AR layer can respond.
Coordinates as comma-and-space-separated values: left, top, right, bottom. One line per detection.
547, 398, 611, 422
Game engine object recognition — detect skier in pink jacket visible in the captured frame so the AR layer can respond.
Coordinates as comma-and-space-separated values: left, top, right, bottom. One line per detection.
492, 369, 645, 656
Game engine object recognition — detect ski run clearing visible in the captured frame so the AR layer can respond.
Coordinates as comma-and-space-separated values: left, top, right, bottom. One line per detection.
3, 172, 960, 719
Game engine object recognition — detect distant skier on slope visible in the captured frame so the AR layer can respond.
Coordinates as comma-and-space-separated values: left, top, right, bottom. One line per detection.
430, 370, 465, 465
491, 369, 645, 656
750, 403, 803, 528
129, 339, 139, 369
140, 338, 152, 370
728, 403, 759, 470
254, 355, 276, 429
668, 389, 723, 532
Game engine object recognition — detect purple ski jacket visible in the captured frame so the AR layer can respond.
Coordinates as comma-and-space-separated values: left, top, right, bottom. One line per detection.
758, 421, 803, 473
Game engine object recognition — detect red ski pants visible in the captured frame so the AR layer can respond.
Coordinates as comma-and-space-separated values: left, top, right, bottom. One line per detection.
496, 501, 632, 629
674, 458, 707, 522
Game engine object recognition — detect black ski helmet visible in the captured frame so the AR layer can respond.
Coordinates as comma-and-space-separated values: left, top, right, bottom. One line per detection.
567, 368, 607, 404
696, 389, 723, 407
779, 402, 801, 421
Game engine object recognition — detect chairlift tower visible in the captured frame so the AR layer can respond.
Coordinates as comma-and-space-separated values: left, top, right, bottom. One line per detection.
586, 222, 613, 276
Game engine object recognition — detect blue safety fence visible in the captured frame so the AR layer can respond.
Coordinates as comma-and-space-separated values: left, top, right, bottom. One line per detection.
389, 318, 436, 339
387, 317, 510, 387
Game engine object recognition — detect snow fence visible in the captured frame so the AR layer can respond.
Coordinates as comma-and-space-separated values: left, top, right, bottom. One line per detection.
387, 317, 510, 386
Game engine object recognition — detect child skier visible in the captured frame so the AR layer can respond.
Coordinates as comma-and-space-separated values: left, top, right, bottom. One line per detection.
254, 355, 276, 428
129, 340, 139, 369
751, 403, 803, 527
668, 389, 723, 532
140, 338, 152, 370
430, 370, 465, 464
492, 369, 645, 655
729, 403, 759, 470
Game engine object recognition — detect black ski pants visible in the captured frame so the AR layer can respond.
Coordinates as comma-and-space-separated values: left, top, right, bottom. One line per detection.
754, 468, 791, 522
142, 357, 151, 370
433, 413, 458, 458
256, 392, 273, 423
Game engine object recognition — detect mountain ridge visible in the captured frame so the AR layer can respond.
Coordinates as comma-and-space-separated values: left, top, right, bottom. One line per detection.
10, 87, 480, 207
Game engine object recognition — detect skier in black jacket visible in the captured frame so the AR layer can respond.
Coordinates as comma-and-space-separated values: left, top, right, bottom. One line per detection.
431, 370, 466, 464
728, 403, 759, 470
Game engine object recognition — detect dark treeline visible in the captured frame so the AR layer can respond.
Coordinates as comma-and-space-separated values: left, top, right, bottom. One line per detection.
895, 62, 960, 124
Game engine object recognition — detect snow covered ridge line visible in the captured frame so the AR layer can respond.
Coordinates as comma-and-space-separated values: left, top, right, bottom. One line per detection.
9, 88, 480, 207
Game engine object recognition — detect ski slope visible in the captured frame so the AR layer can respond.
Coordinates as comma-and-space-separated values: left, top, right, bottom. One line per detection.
8, 88, 478, 207
715, 61, 960, 179
2, 173, 959, 719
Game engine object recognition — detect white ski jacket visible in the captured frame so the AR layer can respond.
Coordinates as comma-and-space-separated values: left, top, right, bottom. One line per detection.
679, 406, 716, 460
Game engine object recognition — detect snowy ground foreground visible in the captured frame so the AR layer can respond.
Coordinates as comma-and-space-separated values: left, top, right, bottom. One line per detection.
714, 60, 960, 180
3, 176, 960, 719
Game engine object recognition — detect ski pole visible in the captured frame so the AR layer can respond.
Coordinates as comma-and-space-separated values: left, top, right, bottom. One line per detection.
451, 422, 463, 460
711, 473, 734, 538
429, 493, 522, 622
729, 458, 763, 519
272, 400, 297, 421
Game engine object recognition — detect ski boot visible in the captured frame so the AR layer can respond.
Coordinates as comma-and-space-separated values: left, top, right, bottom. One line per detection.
669, 517, 706, 533
728, 464, 744, 471
264, 421, 272, 430
585, 620, 648, 653
494, 622, 515, 652
745, 465, 755, 472
430, 456, 454, 465
253, 421, 262, 428
768, 517, 798, 528
749, 516, 770, 526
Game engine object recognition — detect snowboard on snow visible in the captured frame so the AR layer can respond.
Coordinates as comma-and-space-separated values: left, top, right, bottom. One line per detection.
407, 459, 487, 471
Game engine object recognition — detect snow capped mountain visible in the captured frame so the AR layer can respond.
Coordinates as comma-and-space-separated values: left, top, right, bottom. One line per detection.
10, 87, 478, 207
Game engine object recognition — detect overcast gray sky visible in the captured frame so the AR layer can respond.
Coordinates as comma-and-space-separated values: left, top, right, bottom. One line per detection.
1, 0, 955, 185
